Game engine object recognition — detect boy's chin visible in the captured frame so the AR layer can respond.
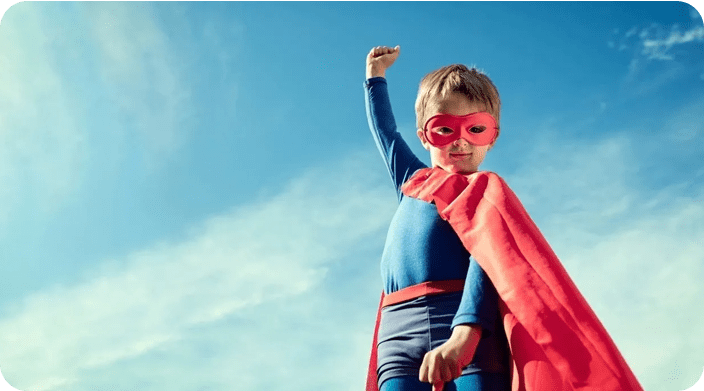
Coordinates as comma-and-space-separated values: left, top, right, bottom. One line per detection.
438, 164, 478, 175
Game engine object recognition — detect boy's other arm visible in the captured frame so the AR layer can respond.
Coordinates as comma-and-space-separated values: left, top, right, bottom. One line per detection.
419, 324, 482, 391
418, 258, 498, 389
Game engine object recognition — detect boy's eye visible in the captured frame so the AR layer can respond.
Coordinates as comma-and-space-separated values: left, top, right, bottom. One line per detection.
433, 127, 454, 134
469, 126, 486, 134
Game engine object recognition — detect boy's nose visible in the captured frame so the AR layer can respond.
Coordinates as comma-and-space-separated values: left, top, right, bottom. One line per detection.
453, 137, 471, 147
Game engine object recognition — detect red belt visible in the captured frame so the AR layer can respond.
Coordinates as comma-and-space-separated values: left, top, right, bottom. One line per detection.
381, 279, 466, 308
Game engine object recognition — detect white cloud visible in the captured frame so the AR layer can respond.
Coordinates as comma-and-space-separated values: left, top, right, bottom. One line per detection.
82, 3, 196, 173
0, 3, 203, 230
613, 19, 703, 91
0, 4, 88, 226
642, 26, 704, 60
612, 21, 703, 62
0, 152, 396, 391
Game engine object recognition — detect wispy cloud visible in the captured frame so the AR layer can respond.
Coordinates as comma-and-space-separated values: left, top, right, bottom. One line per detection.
642, 26, 704, 60
83, 3, 196, 173
0, 4, 88, 227
611, 22, 704, 62
0, 151, 395, 391
609, 18, 703, 90
0, 3, 200, 229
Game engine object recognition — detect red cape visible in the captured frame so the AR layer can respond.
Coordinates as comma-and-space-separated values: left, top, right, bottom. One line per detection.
366, 168, 643, 391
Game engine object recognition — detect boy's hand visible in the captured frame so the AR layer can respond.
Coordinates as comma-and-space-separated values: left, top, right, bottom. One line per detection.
366, 45, 400, 79
419, 325, 481, 391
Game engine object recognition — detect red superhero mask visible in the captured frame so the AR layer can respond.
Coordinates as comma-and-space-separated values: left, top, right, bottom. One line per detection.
423, 112, 498, 147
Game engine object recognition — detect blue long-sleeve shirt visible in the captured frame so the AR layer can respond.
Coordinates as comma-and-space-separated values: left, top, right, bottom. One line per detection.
364, 76, 499, 333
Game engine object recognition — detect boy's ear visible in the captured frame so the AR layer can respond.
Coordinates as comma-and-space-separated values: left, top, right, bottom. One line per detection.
417, 129, 431, 151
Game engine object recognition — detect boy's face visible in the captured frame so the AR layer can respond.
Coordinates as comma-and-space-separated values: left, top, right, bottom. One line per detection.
416, 93, 497, 175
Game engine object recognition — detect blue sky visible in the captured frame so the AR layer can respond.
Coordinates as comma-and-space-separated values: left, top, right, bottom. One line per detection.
0, 2, 703, 391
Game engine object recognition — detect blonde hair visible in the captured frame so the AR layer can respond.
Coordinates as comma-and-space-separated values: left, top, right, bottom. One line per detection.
415, 64, 501, 132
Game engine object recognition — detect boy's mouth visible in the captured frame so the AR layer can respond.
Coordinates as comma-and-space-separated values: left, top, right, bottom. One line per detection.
449, 152, 471, 159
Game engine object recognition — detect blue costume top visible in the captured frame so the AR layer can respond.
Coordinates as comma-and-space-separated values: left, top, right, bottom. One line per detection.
364, 76, 500, 334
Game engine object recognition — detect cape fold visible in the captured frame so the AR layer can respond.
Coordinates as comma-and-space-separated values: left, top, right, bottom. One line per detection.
365, 167, 643, 391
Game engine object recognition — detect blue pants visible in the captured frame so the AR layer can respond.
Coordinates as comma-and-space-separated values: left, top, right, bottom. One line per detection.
380, 372, 510, 391
377, 292, 509, 388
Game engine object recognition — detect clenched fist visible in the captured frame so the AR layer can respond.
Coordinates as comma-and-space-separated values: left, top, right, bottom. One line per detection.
419, 324, 482, 391
366, 45, 400, 79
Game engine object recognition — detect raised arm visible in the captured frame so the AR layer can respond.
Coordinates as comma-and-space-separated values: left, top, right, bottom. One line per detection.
364, 46, 426, 200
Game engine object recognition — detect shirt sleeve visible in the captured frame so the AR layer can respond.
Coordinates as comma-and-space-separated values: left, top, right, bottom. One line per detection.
364, 77, 426, 201
451, 255, 499, 338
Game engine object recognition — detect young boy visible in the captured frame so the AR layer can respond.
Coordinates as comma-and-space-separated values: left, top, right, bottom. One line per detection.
364, 46, 509, 391
363, 46, 644, 391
